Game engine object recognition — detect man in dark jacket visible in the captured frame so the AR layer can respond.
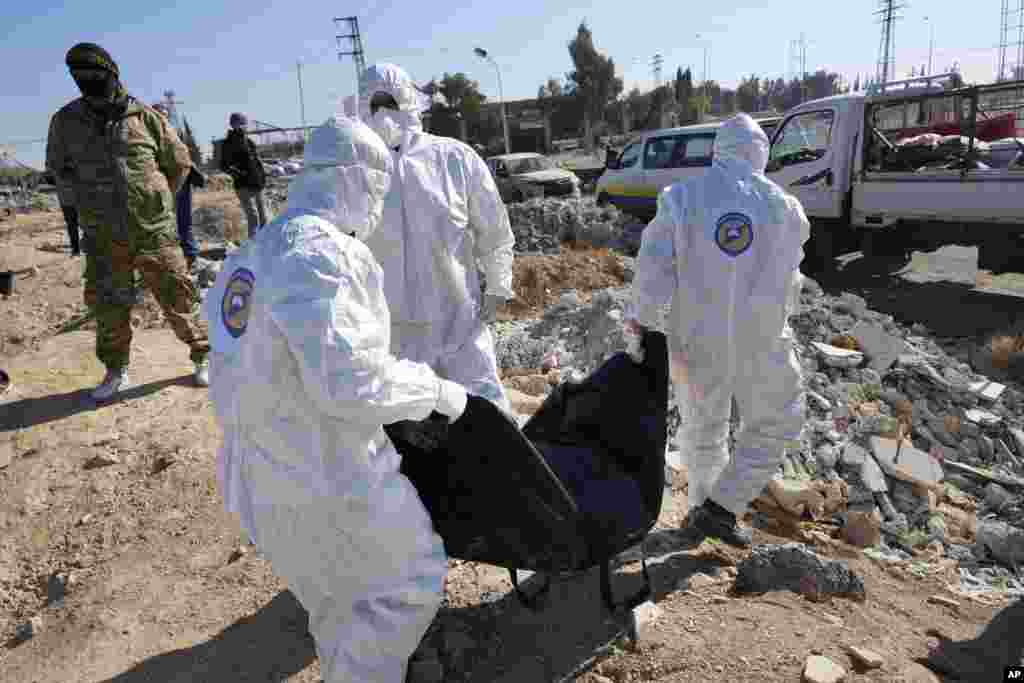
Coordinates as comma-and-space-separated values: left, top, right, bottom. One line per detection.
153, 102, 205, 270
218, 112, 267, 239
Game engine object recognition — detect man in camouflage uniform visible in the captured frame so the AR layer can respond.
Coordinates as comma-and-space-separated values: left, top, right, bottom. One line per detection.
46, 43, 210, 401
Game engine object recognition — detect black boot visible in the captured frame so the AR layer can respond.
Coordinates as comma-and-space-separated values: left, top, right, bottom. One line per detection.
685, 498, 753, 548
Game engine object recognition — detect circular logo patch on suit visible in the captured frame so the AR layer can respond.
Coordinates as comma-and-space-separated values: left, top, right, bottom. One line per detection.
715, 212, 754, 257
221, 268, 255, 339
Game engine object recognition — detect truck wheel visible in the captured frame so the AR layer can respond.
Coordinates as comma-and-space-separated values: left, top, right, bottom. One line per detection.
862, 230, 911, 267
596, 192, 610, 207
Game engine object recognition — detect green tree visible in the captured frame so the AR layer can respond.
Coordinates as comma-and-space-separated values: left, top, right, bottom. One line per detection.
439, 72, 487, 120
676, 68, 696, 123
182, 117, 202, 166
736, 75, 761, 113
567, 21, 623, 150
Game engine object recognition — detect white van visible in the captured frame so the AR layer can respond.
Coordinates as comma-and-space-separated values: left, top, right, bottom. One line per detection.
596, 117, 782, 219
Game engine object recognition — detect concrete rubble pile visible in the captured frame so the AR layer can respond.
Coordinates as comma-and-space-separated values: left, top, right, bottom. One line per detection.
505, 197, 643, 254
494, 274, 1024, 595
785, 279, 1024, 592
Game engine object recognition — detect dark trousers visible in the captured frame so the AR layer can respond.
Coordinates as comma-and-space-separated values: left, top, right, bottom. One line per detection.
175, 182, 199, 263
61, 205, 80, 254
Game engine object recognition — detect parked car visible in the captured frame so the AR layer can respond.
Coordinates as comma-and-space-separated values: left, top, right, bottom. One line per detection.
282, 160, 303, 175
595, 116, 782, 218
485, 153, 582, 203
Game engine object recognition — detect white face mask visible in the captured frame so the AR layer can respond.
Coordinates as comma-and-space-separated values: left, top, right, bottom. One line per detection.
370, 109, 403, 149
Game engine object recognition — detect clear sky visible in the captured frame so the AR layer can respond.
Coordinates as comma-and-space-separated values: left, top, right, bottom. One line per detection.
1, 0, 1008, 169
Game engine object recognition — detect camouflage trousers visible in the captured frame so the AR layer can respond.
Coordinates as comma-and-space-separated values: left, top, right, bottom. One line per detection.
87, 225, 209, 371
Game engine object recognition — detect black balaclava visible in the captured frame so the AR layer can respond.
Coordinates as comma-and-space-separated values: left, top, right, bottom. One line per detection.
65, 43, 121, 101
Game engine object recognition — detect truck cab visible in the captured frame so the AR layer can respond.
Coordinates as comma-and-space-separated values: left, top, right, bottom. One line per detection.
768, 75, 1024, 269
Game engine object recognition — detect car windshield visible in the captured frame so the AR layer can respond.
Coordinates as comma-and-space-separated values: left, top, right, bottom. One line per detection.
508, 156, 556, 174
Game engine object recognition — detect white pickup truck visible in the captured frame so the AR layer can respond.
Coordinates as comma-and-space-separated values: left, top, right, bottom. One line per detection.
765, 74, 1024, 271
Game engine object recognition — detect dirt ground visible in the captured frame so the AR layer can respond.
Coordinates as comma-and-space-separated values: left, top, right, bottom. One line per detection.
0, 205, 1013, 682
500, 243, 629, 319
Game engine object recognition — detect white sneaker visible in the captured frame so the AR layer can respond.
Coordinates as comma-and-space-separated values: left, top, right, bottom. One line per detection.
194, 360, 210, 387
92, 368, 129, 401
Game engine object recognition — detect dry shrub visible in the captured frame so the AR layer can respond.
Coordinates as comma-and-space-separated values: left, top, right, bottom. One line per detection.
503, 246, 628, 318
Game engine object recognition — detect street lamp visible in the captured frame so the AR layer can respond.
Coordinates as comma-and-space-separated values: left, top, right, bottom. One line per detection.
474, 47, 511, 155
923, 16, 935, 77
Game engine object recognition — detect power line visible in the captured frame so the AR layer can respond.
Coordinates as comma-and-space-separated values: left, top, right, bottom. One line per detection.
998, 0, 1024, 81
875, 0, 906, 85
335, 16, 368, 109
651, 54, 664, 89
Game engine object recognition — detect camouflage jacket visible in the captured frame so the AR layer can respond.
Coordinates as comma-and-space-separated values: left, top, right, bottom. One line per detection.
46, 94, 191, 241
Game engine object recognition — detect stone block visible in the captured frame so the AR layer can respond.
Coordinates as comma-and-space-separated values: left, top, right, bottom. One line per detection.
802, 655, 847, 683
869, 437, 943, 488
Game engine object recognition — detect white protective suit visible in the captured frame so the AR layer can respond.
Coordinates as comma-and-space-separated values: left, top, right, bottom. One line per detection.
205, 117, 467, 682
629, 113, 809, 515
360, 63, 516, 413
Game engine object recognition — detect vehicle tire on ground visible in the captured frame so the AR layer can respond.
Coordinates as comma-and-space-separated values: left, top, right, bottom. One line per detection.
861, 229, 911, 267
596, 192, 609, 207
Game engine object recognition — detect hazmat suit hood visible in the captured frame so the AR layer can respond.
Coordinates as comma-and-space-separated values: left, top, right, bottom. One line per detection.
361, 63, 427, 147
712, 113, 770, 176
284, 116, 393, 241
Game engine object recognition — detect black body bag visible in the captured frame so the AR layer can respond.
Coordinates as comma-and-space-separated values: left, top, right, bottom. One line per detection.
384, 330, 669, 613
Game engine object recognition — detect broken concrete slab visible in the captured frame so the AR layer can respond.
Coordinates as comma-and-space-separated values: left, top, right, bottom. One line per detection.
969, 380, 1006, 402
869, 437, 944, 488
1010, 428, 1024, 458
975, 519, 1024, 568
812, 342, 864, 369
964, 408, 1001, 426
850, 320, 907, 372
984, 483, 1013, 510
629, 601, 664, 643
802, 655, 847, 683
734, 543, 866, 602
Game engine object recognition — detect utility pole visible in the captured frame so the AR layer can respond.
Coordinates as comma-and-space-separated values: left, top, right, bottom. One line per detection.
789, 36, 808, 103
335, 16, 367, 117
296, 61, 307, 134
998, 0, 1024, 82
651, 53, 664, 126
875, 0, 905, 87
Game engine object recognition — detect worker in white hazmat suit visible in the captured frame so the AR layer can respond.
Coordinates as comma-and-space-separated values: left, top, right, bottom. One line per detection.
360, 62, 516, 414
625, 113, 809, 548
204, 116, 468, 682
